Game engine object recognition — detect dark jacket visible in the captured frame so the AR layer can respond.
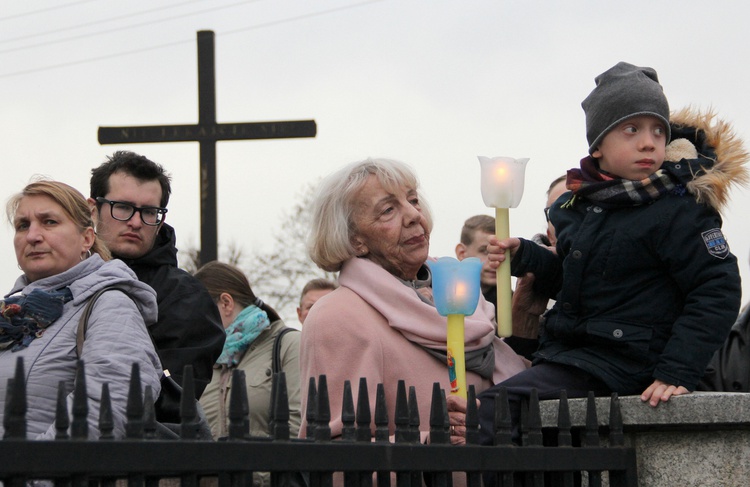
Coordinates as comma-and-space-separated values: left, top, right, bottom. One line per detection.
483, 285, 539, 361
114, 223, 225, 400
512, 108, 747, 394
698, 306, 750, 392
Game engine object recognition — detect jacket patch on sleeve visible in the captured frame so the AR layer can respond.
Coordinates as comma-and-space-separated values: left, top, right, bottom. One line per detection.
702, 228, 729, 259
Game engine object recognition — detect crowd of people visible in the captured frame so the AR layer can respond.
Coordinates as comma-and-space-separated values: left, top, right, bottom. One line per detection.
1, 61, 749, 485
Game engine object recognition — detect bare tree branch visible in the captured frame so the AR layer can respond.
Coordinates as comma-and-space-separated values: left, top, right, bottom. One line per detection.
178, 181, 336, 322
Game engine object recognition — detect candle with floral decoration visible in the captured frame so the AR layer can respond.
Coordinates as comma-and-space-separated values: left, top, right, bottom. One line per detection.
428, 256, 482, 399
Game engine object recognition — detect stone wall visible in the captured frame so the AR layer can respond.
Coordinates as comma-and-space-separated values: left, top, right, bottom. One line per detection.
539, 392, 750, 487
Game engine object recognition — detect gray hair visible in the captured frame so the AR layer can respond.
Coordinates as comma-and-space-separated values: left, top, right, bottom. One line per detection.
307, 158, 433, 272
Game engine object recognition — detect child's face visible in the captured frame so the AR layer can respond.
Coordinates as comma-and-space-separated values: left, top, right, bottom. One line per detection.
591, 115, 667, 180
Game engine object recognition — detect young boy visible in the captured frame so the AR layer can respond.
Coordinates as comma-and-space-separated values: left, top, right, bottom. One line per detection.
476, 62, 747, 445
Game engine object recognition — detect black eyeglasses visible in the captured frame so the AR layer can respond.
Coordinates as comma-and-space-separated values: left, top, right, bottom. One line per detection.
543, 206, 551, 223
96, 197, 167, 226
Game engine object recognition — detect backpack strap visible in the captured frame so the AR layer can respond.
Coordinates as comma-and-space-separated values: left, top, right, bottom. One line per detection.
76, 286, 130, 358
272, 327, 297, 375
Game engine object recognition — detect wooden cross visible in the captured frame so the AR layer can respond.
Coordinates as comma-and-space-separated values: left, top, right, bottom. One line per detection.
98, 30, 316, 265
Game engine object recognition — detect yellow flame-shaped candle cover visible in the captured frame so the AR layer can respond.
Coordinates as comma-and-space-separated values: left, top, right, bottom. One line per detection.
428, 257, 482, 399
478, 156, 529, 337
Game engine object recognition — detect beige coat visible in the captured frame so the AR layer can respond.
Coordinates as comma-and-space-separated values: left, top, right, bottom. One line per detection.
200, 319, 301, 486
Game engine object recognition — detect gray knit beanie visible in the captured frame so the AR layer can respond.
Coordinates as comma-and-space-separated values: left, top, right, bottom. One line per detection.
582, 62, 671, 155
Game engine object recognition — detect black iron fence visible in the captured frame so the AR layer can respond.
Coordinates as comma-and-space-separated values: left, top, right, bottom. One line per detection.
1, 357, 637, 486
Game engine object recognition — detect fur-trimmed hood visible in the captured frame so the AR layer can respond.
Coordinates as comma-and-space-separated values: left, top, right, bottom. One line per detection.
666, 107, 749, 212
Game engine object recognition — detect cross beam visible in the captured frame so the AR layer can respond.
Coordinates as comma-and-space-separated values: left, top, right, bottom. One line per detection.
98, 30, 316, 265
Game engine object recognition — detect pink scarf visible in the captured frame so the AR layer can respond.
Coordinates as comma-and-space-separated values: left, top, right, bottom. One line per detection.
339, 257, 529, 382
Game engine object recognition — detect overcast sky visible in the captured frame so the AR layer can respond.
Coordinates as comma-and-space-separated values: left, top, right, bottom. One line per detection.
1, 0, 749, 310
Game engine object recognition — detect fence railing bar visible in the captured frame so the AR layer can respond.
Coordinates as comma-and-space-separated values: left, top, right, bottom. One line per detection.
523, 388, 545, 486
465, 385, 482, 487
125, 362, 143, 440
71, 360, 88, 440
355, 377, 371, 443
142, 385, 157, 440
429, 382, 448, 444
584, 391, 603, 487
408, 385, 420, 443
99, 383, 114, 440
236, 369, 252, 441
55, 380, 69, 440
272, 371, 290, 441
554, 390, 575, 487
394, 379, 408, 444
373, 382, 390, 487
5, 357, 26, 440
180, 364, 200, 440
0, 442, 637, 473
305, 376, 317, 440
341, 379, 356, 442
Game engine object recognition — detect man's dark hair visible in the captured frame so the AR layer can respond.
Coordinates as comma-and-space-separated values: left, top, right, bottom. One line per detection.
90, 151, 172, 208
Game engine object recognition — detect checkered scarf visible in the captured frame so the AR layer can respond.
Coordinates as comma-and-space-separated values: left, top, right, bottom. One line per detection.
565, 156, 684, 208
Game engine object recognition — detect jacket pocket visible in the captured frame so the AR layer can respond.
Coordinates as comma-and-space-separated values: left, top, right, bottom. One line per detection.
246, 364, 273, 387
586, 320, 653, 357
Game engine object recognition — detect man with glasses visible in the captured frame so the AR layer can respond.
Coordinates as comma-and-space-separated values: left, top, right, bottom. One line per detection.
89, 151, 225, 423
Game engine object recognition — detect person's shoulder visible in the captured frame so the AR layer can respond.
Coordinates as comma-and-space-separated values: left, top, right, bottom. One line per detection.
653, 190, 722, 224
143, 263, 211, 299
273, 322, 301, 352
303, 287, 374, 334
307, 287, 362, 316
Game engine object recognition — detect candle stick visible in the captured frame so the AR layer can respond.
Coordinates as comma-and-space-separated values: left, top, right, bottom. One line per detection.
428, 257, 482, 399
495, 207, 512, 337
446, 314, 466, 398
478, 156, 529, 337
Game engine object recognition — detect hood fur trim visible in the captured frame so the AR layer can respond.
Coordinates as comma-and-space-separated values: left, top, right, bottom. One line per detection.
670, 107, 749, 212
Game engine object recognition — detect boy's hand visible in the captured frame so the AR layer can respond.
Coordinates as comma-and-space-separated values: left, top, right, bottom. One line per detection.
640, 379, 690, 407
487, 236, 521, 270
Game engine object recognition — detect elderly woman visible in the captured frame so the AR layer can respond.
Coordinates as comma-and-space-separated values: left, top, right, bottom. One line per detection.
0, 180, 162, 439
301, 158, 530, 443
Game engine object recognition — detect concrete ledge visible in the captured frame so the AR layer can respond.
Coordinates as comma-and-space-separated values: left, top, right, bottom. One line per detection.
539, 392, 750, 487
539, 392, 750, 430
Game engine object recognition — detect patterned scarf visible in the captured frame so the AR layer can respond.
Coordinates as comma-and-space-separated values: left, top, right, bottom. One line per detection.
0, 287, 73, 351
215, 305, 271, 367
565, 156, 685, 208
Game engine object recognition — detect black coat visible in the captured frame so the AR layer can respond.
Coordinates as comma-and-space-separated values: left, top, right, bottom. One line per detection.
698, 306, 750, 392
115, 224, 225, 400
